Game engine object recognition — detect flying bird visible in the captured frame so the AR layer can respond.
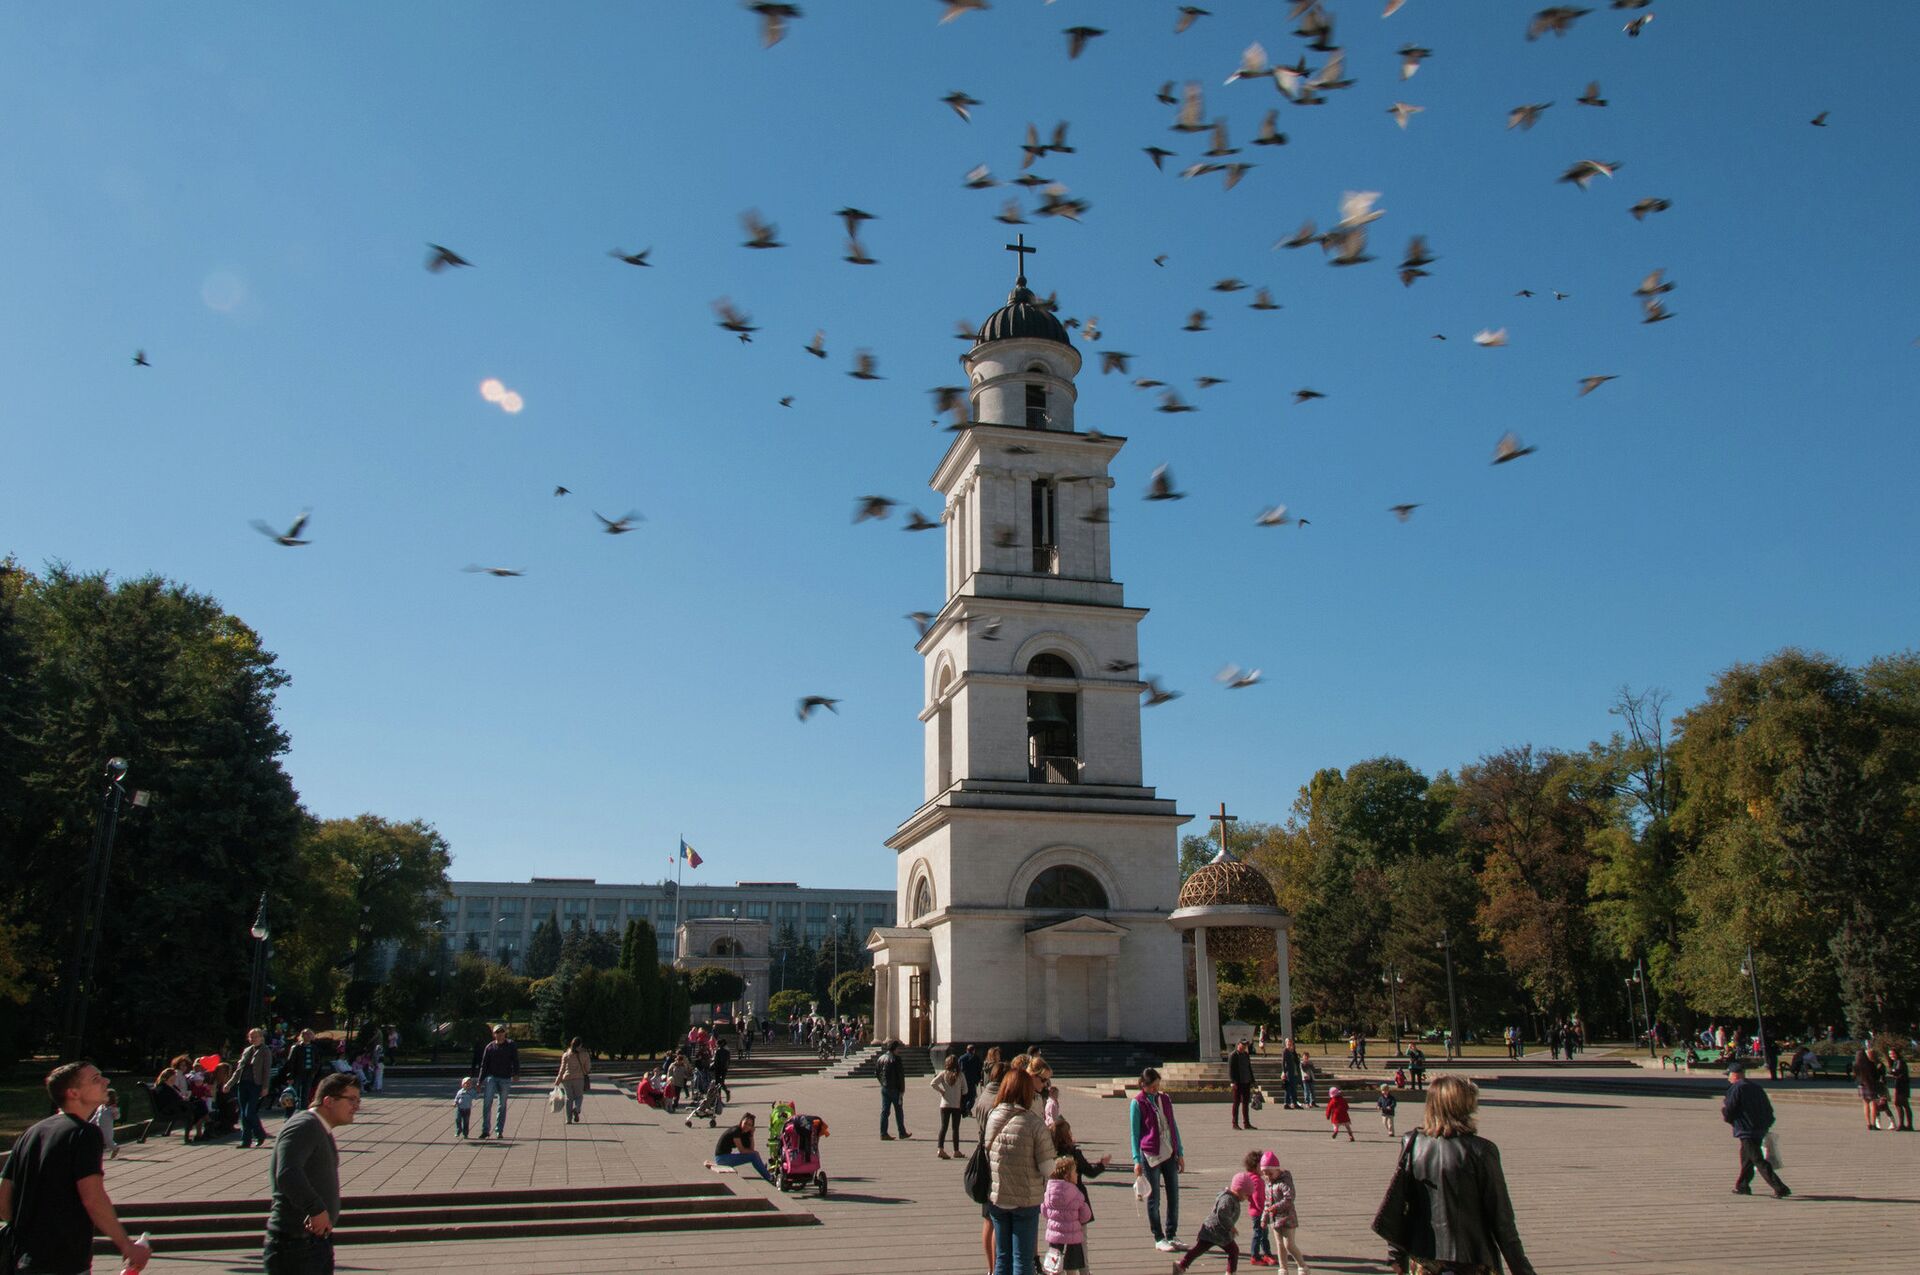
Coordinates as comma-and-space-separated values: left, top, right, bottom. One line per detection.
1105, 659, 1140, 673
1634, 268, 1675, 296
132, 349, 150, 367
1294, 388, 1325, 404
964, 164, 1000, 189
995, 199, 1026, 225
797, 696, 839, 722
779, 396, 794, 407
1629, 197, 1671, 220
1400, 235, 1436, 287
903, 509, 939, 532
1063, 26, 1105, 58
1641, 296, 1674, 324
1277, 220, 1319, 249
1559, 159, 1621, 188
1145, 464, 1186, 500
1195, 376, 1227, 389
1253, 111, 1288, 146
1389, 503, 1420, 522
1527, 7, 1591, 40
943, 90, 980, 121
463, 565, 525, 577
713, 298, 758, 336
1217, 665, 1262, 689
1142, 677, 1181, 707
1175, 6, 1210, 33
938, 0, 990, 22
249, 511, 311, 546
609, 247, 652, 266
1249, 288, 1281, 311
1810, 111, 1829, 127
553, 486, 570, 496
1624, 13, 1653, 35
970, 615, 1005, 641
848, 350, 882, 380
425, 243, 472, 272
843, 238, 878, 265
1212, 278, 1247, 293
1578, 374, 1617, 396
1388, 102, 1424, 129
1398, 44, 1431, 80
854, 495, 897, 522
1226, 42, 1269, 84
835, 207, 876, 240
1157, 391, 1197, 414
1143, 146, 1175, 170
1492, 432, 1537, 464
1172, 82, 1207, 132
805, 330, 827, 358
905, 611, 935, 638
595, 511, 644, 534
747, 3, 801, 47
1578, 81, 1608, 107
1183, 310, 1210, 332
1256, 505, 1293, 527
740, 210, 784, 249
1099, 351, 1132, 375
1507, 102, 1552, 130
1473, 328, 1509, 348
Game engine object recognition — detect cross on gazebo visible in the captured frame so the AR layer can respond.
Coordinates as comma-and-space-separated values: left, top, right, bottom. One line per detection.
1209, 801, 1237, 860
1004, 233, 1036, 286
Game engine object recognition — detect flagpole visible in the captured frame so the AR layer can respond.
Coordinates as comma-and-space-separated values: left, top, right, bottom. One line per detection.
674, 834, 685, 968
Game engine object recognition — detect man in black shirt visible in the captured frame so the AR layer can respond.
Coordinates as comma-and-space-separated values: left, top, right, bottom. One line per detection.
477, 1025, 519, 1139
0, 1062, 150, 1273
704, 1113, 772, 1182
958, 1044, 982, 1116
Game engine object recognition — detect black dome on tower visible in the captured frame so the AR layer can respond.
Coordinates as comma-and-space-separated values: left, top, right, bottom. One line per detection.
976, 282, 1072, 349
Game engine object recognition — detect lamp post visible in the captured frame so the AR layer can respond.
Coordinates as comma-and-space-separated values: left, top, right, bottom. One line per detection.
1740, 943, 1767, 1061
248, 894, 270, 1033
1437, 927, 1461, 1061
1381, 967, 1404, 1053
1630, 958, 1655, 1057
829, 912, 840, 1017
60, 757, 135, 1058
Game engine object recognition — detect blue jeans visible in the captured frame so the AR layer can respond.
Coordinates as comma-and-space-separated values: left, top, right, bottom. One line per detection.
482, 1075, 510, 1134
1250, 1220, 1273, 1262
714, 1150, 772, 1182
237, 1077, 267, 1147
1143, 1160, 1180, 1240
880, 1086, 906, 1136
988, 1202, 1040, 1275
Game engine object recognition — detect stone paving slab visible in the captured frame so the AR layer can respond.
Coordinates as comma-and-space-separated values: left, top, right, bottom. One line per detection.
109, 1066, 1920, 1274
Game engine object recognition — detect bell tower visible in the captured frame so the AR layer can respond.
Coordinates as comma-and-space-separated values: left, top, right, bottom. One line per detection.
869, 240, 1190, 1049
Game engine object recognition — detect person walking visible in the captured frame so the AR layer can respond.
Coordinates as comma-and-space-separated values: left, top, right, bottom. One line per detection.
1280, 1039, 1302, 1109
227, 1028, 274, 1149
711, 1039, 732, 1103
930, 1053, 967, 1159
1406, 1044, 1426, 1090
1853, 1045, 1888, 1130
877, 1038, 911, 1140
1382, 1075, 1537, 1275
1229, 1040, 1257, 1131
1323, 1087, 1354, 1142
555, 1037, 591, 1125
984, 1068, 1053, 1275
1723, 1058, 1790, 1197
959, 1043, 982, 1116
477, 1024, 518, 1140
0, 1062, 151, 1273
1131, 1067, 1186, 1253
1888, 1045, 1913, 1132
265, 1071, 359, 1275
286, 1028, 322, 1112
453, 1078, 475, 1138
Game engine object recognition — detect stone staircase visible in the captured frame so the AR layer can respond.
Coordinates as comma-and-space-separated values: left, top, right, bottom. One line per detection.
101, 1181, 815, 1256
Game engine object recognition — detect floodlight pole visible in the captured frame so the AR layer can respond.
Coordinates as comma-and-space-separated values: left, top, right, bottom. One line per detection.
1438, 927, 1461, 1062
61, 758, 131, 1058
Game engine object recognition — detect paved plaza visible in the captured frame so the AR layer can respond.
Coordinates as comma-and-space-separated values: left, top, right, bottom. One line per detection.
93, 1062, 1917, 1274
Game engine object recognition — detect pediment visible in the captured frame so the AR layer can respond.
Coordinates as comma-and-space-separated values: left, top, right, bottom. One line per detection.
1024, 913, 1129, 937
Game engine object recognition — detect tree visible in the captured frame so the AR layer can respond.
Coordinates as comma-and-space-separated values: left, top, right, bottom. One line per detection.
524, 917, 562, 979
829, 968, 874, 1014
687, 965, 747, 1008
0, 563, 305, 1056
617, 919, 662, 1045
768, 988, 811, 1021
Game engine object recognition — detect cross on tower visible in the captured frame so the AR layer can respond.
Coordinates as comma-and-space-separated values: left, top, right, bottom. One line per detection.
1004, 233, 1036, 286
1209, 801, 1237, 861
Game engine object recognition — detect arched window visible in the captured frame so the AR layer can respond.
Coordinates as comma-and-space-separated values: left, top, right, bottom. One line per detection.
1024, 865, 1109, 911
912, 877, 934, 922
710, 937, 743, 957
1027, 654, 1078, 781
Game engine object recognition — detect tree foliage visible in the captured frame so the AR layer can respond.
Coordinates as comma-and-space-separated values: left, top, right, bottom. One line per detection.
687, 964, 747, 1008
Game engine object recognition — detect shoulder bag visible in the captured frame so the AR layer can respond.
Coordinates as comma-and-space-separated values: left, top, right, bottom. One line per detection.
1369, 1132, 1433, 1255
964, 1114, 1001, 1205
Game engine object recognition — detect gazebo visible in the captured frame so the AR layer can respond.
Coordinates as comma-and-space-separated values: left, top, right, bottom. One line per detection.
1168, 834, 1293, 1063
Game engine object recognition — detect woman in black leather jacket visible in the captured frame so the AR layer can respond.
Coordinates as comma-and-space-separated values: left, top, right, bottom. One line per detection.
1392, 1075, 1536, 1275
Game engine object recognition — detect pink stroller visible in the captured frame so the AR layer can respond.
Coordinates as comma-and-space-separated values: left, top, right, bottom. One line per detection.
775, 1113, 829, 1196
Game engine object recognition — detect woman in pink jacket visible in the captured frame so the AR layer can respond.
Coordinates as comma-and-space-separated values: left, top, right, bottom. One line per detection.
1042, 1155, 1093, 1274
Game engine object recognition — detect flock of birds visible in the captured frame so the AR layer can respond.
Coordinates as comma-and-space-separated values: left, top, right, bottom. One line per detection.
124, 1, 1847, 726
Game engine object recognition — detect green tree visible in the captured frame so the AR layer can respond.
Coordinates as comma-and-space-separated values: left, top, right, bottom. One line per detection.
0, 563, 305, 1055
524, 917, 562, 979
617, 919, 662, 1045
829, 968, 874, 1014
687, 965, 747, 1008
768, 988, 811, 1021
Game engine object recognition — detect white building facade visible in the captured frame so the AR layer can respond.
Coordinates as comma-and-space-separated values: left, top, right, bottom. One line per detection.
870, 255, 1191, 1048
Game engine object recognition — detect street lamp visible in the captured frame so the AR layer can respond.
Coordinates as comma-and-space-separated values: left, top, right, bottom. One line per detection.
1436, 928, 1461, 1061
60, 757, 136, 1057
829, 912, 840, 1017
1629, 958, 1654, 1057
1380, 967, 1404, 1053
1740, 944, 1768, 1062
248, 893, 270, 1033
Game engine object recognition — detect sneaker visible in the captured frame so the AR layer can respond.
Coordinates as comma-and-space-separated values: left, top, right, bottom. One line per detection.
880, 1133, 895, 1141
1730, 1186, 1751, 1195
899, 1131, 913, 1139
1774, 1186, 1791, 1198
1156, 1238, 1180, 1252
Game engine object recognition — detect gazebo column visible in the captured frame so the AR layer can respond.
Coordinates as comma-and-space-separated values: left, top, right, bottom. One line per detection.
1275, 926, 1294, 1042
1194, 926, 1222, 1063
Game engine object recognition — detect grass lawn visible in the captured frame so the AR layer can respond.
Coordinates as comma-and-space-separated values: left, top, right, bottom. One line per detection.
0, 1061, 55, 1151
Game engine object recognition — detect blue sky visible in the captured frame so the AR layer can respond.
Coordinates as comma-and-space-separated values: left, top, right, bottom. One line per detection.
5, 3, 1916, 889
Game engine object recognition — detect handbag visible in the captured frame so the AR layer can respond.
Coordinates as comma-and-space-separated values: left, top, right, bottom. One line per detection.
1369, 1132, 1433, 1254
963, 1120, 1000, 1205
1040, 1246, 1065, 1274
1251, 1089, 1265, 1111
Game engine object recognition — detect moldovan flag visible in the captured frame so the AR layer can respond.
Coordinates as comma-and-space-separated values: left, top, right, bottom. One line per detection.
680, 838, 703, 869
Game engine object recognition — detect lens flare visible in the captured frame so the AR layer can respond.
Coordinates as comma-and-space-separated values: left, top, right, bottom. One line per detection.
499, 391, 524, 414
479, 378, 506, 403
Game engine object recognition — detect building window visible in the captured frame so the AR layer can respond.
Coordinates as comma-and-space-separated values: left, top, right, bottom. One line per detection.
563, 900, 588, 917
805, 903, 829, 919
464, 897, 495, 918
1025, 381, 1048, 428
777, 902, 800, 918
687, 901, 715, 918
1027, 653, 1079, 783
1029, 480, 1057, 573
911, 879, 933, 921
746, 901, 772, 918
1024, 865, 1108, 911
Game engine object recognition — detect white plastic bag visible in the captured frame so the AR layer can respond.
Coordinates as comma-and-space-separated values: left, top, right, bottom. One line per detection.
549, 1085, 567, 1113
1763, 1132, 1783, 1168
1133, 1173, 1152, 1204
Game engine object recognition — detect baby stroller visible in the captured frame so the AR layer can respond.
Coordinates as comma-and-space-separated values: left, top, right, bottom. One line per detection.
775, 1113, 829, 1196
684, 1082, 725, 1128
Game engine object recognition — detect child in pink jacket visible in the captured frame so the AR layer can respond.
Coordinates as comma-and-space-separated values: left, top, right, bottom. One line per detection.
1042, 1155, 1093, 1274
1323, 1086, 1353, 1141
1234, 1150, 1272, 1265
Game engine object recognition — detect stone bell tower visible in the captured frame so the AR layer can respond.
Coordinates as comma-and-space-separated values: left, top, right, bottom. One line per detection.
867, 239, 1190, 1048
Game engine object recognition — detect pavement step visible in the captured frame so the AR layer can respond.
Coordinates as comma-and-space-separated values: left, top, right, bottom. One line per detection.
120, 1194, 772, 1236
116, 1180, 732, 1219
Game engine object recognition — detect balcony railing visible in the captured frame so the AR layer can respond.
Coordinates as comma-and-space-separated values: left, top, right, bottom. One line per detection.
1030, 755, 1080, 784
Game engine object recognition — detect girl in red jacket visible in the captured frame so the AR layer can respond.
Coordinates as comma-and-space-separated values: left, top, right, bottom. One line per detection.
1323, 1086, 1353, 1141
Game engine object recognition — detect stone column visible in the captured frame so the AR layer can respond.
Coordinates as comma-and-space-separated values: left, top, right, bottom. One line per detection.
1044, 954, 1061, 1040
1194, 927, 1221, 1063
875, 963, 892, 1042
1106, 954, 1122, 1040
1275, 925, 1294, 1043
